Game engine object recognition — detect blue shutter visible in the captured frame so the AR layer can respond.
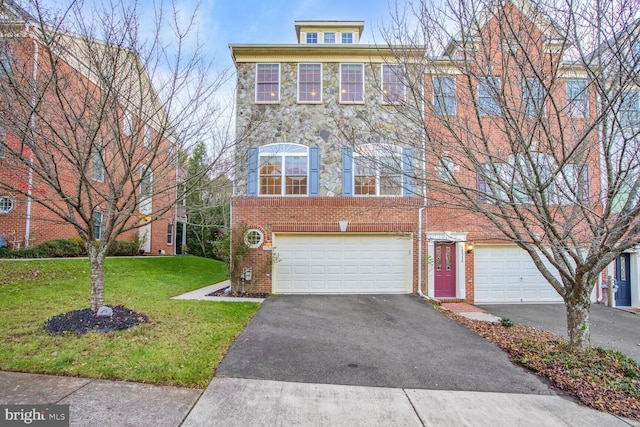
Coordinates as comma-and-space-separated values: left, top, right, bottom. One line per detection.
309, 146, 320, 196
247, 147, 258, 196
402, 147, 414, 197
342, 147, 353, 196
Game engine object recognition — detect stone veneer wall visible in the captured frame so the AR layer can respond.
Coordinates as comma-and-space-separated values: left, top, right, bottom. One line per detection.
234, 61, 422, 197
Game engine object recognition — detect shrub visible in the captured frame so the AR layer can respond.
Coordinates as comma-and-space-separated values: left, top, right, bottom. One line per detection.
35, 239, 81, 258
107, 240, 138, 256
0, 247, 44, 259
499, 317, 515, 328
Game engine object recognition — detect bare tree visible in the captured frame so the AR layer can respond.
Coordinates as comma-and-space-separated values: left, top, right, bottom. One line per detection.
0, 0, 234, 311
342, 0, 639, 349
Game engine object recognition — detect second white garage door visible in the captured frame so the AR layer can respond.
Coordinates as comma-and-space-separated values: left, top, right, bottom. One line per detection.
474, 245, 563, 303
273, 233, 412, 294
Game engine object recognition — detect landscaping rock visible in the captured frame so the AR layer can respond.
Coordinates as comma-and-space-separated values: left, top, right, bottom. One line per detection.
96, 306, 113, 317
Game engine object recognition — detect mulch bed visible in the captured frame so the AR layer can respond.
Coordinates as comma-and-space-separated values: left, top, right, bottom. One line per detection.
207, 288, 269, 298
45, 305, 149, 334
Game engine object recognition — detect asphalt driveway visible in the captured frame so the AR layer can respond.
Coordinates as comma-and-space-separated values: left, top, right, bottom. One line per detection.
216, 295, 553, 394
478, 303, 640, 362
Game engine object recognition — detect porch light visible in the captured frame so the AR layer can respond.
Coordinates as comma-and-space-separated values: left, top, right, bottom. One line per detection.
339, 221, 348, 232
466, 242, 474, 254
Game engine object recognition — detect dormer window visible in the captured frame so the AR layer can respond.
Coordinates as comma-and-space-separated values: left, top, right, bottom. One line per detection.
342, 33, 353, 44
324, 32, 335, 44
306, 33, 318, 44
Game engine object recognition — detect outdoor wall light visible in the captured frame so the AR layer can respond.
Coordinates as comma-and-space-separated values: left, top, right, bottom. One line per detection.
466, 242, 474, 253
339, 221, 348, 232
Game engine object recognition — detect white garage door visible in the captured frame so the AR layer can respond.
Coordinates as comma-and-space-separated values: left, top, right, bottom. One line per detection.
273, 234, 412, 294
475, 245, 563, 303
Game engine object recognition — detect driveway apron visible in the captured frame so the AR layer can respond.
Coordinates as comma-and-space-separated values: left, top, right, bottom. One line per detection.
216, 295, 552, 394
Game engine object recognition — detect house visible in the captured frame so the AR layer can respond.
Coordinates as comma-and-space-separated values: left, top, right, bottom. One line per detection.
0, 0, 180, 255
230, 21, 427, 294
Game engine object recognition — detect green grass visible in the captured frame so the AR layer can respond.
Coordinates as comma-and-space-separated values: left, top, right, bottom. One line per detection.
0, 256, 260, 388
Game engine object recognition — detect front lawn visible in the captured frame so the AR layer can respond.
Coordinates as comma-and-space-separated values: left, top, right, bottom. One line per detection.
0, 256, 260, 388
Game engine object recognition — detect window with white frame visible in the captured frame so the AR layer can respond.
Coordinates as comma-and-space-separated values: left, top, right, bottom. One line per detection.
566, 79, 588, 118
298, 64, 322, 103
523, 77, 545, 116
256, 64, 280, 103
0, 196, 13, 213
92, 210, 103, 240
353, 147, 402, 196
306, 32, 318, 44
140, 166, 152, 214
478, 77, 501, 115
382, 64, 405, 104
259, 143, 309, 196
436, 157, 455, 182
167, 223, 173, 245
0, 42, 11, 76
324, 32, 335, 44
92, 140, 105, 182
244, 229, 264, 248
342, 33, 353, 44
620, 90, 639, 129
340, 64, 364, 103
432, 76, 457, 115
122, 111, 133, 136
143, 124, 152, 148
0, 130, 5, 158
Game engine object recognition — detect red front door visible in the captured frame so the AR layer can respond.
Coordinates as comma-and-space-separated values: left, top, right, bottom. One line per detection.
434, 242, 456, 298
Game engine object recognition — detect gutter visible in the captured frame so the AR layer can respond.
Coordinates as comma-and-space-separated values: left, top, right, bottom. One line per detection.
24, 34, 39, 247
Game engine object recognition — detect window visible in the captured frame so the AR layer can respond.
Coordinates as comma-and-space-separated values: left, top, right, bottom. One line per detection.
167, 223, 173, 245
140, 166, 152, 213
0, 131, 5, 158
382, 64, 405, 104
620, 91, 639, 128
432, 76, 457, 115
92, 140, 105, 182
340, 64, 364, 103
436, 157, 454, 182
523, 78, 545, 116
0, 42, 11, 76
259, 143, 308, 196
256, 64, 280, 103
342, 33, 353, 44
298, 64, 322, 103
306, 32, 318, 44
122, 111, 133, 136
92, 210, 103, 240
244, 229, 264, 248
324, 32, 335, 44
0, 196, 13, 213
566, 80, 588, 118
353, 150, 402, 196
143, 124, 152, 148
478, 77, 500, 115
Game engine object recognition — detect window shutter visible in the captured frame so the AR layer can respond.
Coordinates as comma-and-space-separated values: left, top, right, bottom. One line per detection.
309, 146, 320, 196
477, 163, 488, 203
402, 147, 414, 197
342, 147, 353, 196
247, 147, 258, 196
579, 164, 589, 203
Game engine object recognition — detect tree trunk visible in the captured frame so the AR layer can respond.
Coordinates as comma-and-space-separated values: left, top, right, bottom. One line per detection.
88, 246, 106, 312
565, 293, 591, 350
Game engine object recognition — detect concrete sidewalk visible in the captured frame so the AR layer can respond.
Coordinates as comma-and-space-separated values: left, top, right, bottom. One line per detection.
2, 371, 638, 426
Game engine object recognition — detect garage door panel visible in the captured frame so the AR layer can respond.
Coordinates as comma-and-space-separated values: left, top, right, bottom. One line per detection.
475, 245, 562, 303
274, 234, 411, 294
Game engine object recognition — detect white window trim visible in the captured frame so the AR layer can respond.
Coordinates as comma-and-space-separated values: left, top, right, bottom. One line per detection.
352, 145, 403, 197
432, 75, 457, 116
297, 63, 323, 104
306, 32, 318, 44
255, 63, 281, 104
144, 124, 152, 148
258, 143, 310, 196
122, 111, 133, 136
381, 64, 406, 105
478, 76, 501, 116
566, 79, 588, 119
92, 210, 103, 240
339, 63, 365, 104
92, 140, 105, 182
0, 196, 14, 213
341, 32, 353, 44
244, 229, 264, 248
323, 32, 335, 44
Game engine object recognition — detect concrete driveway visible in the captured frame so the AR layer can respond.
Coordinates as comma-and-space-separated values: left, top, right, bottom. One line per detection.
216, 295, 552, 394
478, 303, 640, 362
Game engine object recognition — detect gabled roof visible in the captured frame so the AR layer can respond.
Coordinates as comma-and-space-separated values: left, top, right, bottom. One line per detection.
443, 0, 565, 57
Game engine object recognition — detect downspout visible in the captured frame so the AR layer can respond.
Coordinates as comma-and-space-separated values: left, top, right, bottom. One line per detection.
24, 35, 39, 247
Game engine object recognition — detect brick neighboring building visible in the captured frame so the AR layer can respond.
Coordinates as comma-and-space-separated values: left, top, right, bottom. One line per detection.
230, 21, 427, 294
0, 1, 180, 254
